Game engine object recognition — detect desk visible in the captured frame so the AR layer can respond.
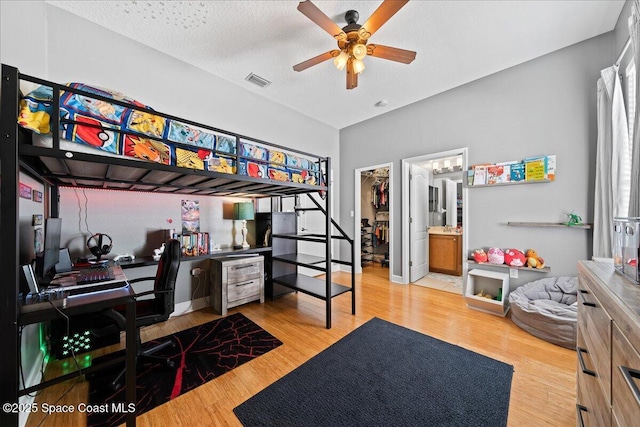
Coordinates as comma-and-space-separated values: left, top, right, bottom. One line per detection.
17, 266, 137, 427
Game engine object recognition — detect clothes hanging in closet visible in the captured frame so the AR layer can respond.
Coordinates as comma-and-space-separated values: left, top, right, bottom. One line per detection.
373, 221, 388, 246
371, 180, 388, 209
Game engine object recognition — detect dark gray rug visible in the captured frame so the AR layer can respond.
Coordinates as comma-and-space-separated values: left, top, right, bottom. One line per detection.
234, 317, 513, 427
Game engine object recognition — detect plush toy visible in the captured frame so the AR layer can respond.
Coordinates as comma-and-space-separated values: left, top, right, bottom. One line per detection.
487, 247, 505, 265
526, 249, 545, 268
472, 249, 488, 263
475, 289, 494, 299
504, 248, 526, 267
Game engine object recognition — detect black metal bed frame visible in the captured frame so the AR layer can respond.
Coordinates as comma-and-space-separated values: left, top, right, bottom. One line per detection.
0, 63, 355, 426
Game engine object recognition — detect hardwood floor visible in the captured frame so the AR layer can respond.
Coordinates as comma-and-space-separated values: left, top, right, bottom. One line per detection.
26, 264, 576, 426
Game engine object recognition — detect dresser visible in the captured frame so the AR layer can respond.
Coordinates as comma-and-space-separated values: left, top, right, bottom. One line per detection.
209, 256, 264, 315
576, 261, 640, 427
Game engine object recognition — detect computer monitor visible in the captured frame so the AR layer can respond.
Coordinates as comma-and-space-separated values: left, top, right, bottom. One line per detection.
35, 217, 62, 282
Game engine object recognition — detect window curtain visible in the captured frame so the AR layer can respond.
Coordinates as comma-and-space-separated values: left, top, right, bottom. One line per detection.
593, 66, 630, 258
629, 0, 640, 217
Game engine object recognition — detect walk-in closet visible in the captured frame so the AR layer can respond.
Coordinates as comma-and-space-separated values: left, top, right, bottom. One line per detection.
360, 168, 390, 268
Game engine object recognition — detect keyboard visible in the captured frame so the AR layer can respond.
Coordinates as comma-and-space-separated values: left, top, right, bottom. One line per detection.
48, 279, 128, 296
77, 266, 115, 285
65, 280, 128, 296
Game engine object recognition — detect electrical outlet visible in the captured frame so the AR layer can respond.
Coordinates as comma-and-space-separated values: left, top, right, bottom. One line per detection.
191, 268, 202, 276
509, 268, 518, 279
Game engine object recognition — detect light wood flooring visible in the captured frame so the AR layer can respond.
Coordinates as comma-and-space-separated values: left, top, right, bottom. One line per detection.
26, 263, 576, 426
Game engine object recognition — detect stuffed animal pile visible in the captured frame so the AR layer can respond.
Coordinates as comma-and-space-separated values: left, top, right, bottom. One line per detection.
471, 247, 545, 269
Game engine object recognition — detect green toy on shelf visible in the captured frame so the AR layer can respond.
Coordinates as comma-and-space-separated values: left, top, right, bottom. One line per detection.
565, 212, 583, 227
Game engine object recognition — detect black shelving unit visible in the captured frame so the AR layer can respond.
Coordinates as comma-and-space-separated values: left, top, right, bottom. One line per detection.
270, 194, 356, 329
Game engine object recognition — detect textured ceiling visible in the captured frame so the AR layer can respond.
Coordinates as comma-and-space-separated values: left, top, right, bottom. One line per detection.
47, 1, 625, 129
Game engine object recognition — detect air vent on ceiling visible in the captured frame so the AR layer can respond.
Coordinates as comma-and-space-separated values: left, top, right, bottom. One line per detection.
245, 73, 271, 88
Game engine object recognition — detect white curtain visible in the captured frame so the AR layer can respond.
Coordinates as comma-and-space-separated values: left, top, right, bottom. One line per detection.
593, 66, 630, 257
629, 0, 640, 217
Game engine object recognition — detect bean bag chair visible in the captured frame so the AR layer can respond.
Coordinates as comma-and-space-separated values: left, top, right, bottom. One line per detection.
508, 276, 578, 349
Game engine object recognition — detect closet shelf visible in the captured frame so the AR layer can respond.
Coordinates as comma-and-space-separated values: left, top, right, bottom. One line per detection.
272, 273, 352, 300
507, 221, 592, 229
467, 260, 550, 273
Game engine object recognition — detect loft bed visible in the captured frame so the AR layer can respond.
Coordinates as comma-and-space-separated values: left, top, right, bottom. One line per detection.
14, 75, 325, 198
0, 63, 354, 426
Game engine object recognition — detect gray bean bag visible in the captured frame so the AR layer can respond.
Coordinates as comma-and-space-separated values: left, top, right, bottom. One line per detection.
508, 276, 578, 349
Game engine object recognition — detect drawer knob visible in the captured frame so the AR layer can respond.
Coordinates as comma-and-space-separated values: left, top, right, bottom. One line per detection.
619, 365, 640, 407
576, 404, 588, 427
235, 281, 254, 287
577, 347, 596, 377
578, 290, 596, 307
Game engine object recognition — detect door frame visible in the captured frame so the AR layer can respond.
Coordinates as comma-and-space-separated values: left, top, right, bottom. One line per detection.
354, 162, 393, 282
401, 148, 468, 284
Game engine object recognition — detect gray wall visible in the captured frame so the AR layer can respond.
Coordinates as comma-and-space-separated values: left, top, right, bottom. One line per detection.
340, 33, 615, 281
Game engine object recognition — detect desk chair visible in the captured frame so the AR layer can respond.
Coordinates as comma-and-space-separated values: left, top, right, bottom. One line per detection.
93, 238, 181, 390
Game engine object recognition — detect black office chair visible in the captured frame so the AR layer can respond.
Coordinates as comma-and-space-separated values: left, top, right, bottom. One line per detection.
93, 238, 181, 390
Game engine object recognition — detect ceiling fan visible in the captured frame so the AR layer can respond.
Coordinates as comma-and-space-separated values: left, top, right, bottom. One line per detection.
293, 0, 416, 90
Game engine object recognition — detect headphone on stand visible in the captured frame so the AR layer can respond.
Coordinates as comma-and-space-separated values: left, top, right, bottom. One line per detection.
86, 233, 113, 261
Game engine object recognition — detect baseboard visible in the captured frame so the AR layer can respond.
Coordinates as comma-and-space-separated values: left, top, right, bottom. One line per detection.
391, 274, 403, 284
171, 296, 209, 317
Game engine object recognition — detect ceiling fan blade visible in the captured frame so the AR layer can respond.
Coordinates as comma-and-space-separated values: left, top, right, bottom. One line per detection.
346, 60, 358, 90
358, 0, 409, 40
297, 1, 347, 41
293, 50, 340, 72
367, 44, 416, 64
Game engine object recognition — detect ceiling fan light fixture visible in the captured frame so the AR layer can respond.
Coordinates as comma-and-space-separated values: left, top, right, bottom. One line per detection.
353, 58, 365, 74
352, 43, 367, 60
334, 50, 349, 70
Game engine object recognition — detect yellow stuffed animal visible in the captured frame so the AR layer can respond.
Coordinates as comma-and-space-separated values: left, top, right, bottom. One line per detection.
526, 249, 545, 268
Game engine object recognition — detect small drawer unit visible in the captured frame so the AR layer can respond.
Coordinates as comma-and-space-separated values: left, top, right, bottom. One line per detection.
210, 255, 264, 315
464, 269, 510, 316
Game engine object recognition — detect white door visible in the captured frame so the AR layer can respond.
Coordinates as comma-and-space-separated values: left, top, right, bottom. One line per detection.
445, 179, 458, 227
410, 164, 430, 282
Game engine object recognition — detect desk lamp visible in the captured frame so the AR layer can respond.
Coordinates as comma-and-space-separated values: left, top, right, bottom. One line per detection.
234, 202, 254, 249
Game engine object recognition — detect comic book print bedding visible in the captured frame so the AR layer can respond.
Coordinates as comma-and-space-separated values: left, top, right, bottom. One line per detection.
18, 84, 320, 184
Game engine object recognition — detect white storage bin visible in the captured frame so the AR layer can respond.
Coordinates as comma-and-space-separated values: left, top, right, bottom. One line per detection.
465, 269, 510, 316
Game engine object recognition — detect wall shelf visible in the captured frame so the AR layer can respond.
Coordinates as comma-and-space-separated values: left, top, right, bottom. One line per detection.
507, 221, 592, 229
464, 178, 551, 188
467, 259, 550, 273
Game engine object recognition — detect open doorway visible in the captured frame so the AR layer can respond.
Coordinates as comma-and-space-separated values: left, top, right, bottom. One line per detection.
354, 163, 393, 282
401, 149, 467, 293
